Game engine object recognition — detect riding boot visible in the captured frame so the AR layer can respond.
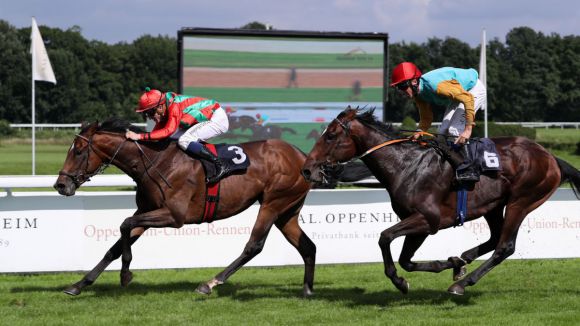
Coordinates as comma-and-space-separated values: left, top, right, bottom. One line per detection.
456, 144, 480, 182
197, 146, 229, 184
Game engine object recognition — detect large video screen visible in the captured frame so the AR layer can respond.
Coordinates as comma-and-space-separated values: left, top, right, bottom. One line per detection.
178, 29, 388, 152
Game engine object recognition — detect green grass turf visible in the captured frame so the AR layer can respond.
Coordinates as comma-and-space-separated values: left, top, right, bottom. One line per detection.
1, 259, 578, 325
1, 127, 578, 178
183, 50, 383, 69
182, 87, 383, 103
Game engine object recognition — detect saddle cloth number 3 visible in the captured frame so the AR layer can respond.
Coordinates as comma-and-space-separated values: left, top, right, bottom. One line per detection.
228, 146, 247, 165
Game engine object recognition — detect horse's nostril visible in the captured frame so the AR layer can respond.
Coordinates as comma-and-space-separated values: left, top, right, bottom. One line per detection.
301, 169, 311, 179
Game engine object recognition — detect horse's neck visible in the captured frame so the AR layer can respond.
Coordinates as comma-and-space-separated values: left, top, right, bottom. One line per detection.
359, 131, 422, 188
97, 137, 169, 180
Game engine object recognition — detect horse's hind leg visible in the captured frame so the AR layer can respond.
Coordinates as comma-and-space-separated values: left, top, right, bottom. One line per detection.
274, 210, 316, 297
196, 205, 276, 295
63, 228, 146, 296
448, 206, 505, 280
447, 199, 547, 295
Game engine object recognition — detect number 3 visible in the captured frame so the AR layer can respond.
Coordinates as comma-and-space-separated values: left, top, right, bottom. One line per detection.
228, 146, 247, 164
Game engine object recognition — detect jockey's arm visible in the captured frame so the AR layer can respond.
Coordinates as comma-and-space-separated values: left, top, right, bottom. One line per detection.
141, 114, 179, 140
436, 80, 476, 144
415, 97, 433, 132
436, 80, 476, 127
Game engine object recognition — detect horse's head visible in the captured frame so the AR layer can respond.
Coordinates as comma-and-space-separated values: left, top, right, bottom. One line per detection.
54, 119, 132, 196
302, 107, 360, 183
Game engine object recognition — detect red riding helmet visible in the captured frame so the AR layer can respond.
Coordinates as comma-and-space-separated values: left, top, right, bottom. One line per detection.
136, 87, 165, 112
390, 62, 422, 87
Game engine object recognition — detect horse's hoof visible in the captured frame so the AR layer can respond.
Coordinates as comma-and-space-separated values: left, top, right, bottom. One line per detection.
120, 271, 133, 287
196, 283, 212, 295
448, 283, 465, 296
396, 279, 409, 294
303, 286, 314, 297
453, 265, 467, 281
63, 285, 81, 296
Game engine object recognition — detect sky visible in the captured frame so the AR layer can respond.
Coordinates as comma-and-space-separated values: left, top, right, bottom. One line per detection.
2, 0, 580, 46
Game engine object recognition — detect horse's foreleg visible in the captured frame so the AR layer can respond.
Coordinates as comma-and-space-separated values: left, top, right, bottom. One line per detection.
196, 207, 276, 295
378, 214, 432, 294
398, 234, 457, 272
63, 229, 145, 296
119, 208, 175, 288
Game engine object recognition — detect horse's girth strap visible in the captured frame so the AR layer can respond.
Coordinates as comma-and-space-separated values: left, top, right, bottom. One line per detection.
203, 144, 220, 223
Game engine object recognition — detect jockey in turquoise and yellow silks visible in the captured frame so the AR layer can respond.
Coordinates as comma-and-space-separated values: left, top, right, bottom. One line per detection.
125, 87, 230, 184
391, 62, 488, 182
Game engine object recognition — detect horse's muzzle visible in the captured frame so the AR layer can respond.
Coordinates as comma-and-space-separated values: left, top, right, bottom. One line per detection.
53, 175, 77, 196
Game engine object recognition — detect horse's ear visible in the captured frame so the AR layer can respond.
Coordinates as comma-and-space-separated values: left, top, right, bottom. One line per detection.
80, 121, 99, 133
345, 107, 358, 119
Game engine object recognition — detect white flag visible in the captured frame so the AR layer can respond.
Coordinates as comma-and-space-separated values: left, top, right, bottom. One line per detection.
31, 17, 56, 84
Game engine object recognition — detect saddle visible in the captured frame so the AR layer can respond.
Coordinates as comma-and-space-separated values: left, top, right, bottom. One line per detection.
426, 137, 502, 226
199, 143, 251, 223
426, 137, 501, 177
200, 143, 251, 183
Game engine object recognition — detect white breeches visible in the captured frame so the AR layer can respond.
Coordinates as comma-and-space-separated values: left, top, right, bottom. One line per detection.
438, 79, 487, 136
177, 107, 229, 150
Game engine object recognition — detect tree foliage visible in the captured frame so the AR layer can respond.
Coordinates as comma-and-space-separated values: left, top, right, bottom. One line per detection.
0, 21, 577, 123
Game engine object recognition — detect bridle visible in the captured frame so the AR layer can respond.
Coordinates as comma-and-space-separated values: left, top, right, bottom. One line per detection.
58, 132, 126, 187
321, 117, 415, 171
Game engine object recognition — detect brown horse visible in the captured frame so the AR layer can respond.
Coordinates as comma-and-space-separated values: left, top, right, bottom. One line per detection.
302, 107, 580, 295
54, 118, 316, 296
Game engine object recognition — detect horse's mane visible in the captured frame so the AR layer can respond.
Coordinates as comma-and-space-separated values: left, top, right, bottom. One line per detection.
347, 108, 403, 139
98, 117, 145, 133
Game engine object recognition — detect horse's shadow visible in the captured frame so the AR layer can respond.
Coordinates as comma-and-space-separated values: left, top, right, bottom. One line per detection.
10, 279, 481, 308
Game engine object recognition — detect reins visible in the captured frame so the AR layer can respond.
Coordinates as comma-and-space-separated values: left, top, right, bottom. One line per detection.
333, 116, 434, 166
58, 133, 126, 187
59, 130, 172, 189
132, 140, 173, 188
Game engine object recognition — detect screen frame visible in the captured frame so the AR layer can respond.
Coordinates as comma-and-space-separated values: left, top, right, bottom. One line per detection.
177, 28, 389, 121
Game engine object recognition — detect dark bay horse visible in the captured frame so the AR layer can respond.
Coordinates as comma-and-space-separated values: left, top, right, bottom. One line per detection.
54, 118, 316, 296
302, 107, 580, 295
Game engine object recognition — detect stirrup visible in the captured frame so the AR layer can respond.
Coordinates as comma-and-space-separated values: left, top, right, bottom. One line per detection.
456, 170, 479, 182
206, 165, 228, 184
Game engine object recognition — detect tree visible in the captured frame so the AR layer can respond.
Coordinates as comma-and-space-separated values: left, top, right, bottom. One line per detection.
240, 21, 271, 30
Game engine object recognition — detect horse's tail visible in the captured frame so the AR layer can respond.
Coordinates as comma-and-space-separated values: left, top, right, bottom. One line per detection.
555, 156, 580, 199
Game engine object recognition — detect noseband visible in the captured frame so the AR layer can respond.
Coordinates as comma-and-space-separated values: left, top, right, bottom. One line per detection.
317, 118, 353, 180
58, 133, 126, 187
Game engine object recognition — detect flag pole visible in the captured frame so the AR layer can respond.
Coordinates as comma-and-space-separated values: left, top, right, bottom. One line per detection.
479, 28, 488, 138
31, 17, 36, 175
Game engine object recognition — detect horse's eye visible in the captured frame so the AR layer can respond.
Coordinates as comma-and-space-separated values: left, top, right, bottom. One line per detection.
326, 132, 337, 141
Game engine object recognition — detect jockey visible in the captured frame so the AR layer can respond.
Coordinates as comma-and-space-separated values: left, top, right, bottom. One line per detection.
390, 62, 487, 182
256, 113, 269, 126
125, 87, 230, 184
